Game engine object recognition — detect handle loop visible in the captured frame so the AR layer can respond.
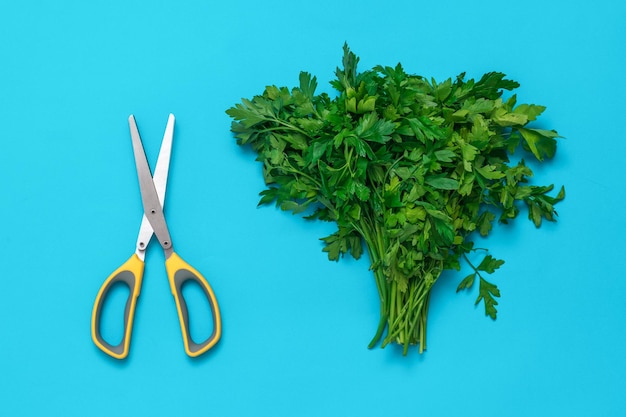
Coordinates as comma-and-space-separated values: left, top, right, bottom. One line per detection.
91, 254, 144, 359
165, 252, 221, 357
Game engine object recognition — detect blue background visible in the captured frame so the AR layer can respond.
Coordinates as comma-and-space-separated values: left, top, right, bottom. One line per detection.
1, 1, 625, 416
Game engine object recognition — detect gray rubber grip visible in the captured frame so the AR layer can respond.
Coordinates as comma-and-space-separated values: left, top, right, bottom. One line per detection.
93, 271, 137, 356
172, 268, 219, 354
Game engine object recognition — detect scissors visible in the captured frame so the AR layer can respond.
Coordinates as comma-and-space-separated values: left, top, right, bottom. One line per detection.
91, 114, 221, 359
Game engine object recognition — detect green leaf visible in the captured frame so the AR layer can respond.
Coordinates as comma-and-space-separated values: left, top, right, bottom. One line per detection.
321, 227, 362, 261
430, 216, 455, 246
407, 117, 445, 142
258, 188, 278, 206
514, 186, 533, 200
425, 176, 459, 190
384, 190, 403, 208
460, 141, 478, 171
348, 234, 363, 259
407, 183, 426, 201
355, 181, 371, 201
346, 96, 357, 113
355, 112, 395, 143
281, 133, 308, 151
556, 185, 566, 200
307, 140, 329, 164
348, 204, 362, 220
225, 100, 268, 128
299, 71, 318, 99
473, 72, 520, 99
513, 103, 545, 122
493, 108, 528, 127
477, 211, 496, 236
229, 121, 256, 145
434, 149, 456, 162
321, 233, 344, 261
528, 201, 543, 227
459, 173, 475, 196
476, 277, 500, 319
296, 117, 324, 133
405, 205, 427, 222
531, 129, 560, 138
467, 117, 490, 145
334, 42, 359, 91
395, 166, 414, 180
466, 98, 495, 114
452, 109, 469, 120
434, 78, 453, 102
280, 200, 309, 214
357, 96, 377, 113
477, 255, 505, 274
518, 128, 559, 160
475, 164, 506, 180
457, 273, 476, 292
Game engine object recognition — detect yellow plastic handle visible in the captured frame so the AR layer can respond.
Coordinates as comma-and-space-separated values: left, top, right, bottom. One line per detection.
91, 254, 145, 359
165, 252, 222, 357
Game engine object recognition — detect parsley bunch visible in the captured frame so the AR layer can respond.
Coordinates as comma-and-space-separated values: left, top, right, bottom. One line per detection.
227, 44, 564, 355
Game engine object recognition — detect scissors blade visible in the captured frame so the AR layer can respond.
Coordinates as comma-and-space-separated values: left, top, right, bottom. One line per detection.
153, 114, 175, 208
134, 114, 175, 258
129, 114, 174, 258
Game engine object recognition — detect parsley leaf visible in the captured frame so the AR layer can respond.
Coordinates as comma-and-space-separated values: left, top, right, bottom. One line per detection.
476, 277, 500, 320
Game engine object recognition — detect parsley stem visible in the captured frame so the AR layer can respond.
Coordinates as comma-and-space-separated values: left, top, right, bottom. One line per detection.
269, 117, 311, 137
281, 159, 323, 189
463, 253, 484, 280
359, 217, 392, 349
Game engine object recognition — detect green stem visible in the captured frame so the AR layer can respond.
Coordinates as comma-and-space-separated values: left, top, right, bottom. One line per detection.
358, 216, 390, 349
282, 159, 323, 189
358, 215, 438, 354
269, 116, 311, 137
419, 294, 430, 354
463, 253, 485, 280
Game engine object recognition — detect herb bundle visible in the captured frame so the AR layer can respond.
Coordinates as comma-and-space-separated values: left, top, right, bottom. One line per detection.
227, 45, 564, 355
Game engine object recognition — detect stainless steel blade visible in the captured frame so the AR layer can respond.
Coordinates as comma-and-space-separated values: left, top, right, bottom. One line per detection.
134, 114, 175, 259
129, 115, 174, 258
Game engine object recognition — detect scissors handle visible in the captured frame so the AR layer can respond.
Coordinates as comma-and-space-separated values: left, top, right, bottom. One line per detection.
165, 252, 222, 357
91, 254, 144, 359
